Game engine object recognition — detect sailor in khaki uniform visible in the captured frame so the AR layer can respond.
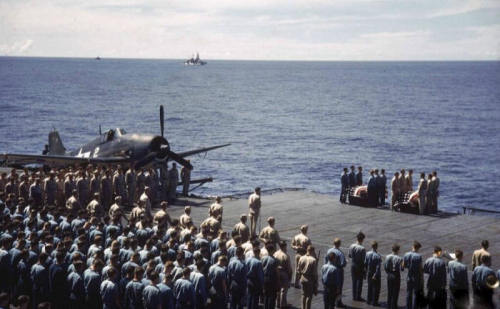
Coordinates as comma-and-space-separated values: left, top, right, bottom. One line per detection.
297, 246, 318, 309
274, 241, 292, 308
233, 214, 250, 243
248, 187, 261, 237
259, 217, 280, 247
291, 225, 311, 288
209, 196, 223, 218
391, 172, 400, 209
406, 169, 414, 192
417, 173, 427, 215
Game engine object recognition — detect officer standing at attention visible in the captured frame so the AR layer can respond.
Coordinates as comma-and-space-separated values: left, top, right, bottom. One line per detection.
406, 169, 414, 192
384, 244, 403, 309
348, 166, 356, 189
259, 217, 280, 247
44, 171, 57, 206
378, 169, 387, 206
402, 241, 423, 309
367, 170, 377, 206
417, 173, 427, 215
325, 238, 346, 308
391, 172, 400, 209
180, 161, 191, 197
340, 168, 349, 203
356, 166, 363, 186
292, 225, 311, 289
297, 245, 318, 309
423, 246, 447, 309
248, 187, 262, 237
274, 240, 292, 309
348, 232, 366, 302
432, 171, 440, 211
426, 173, 435, 213
233, 214, 250, 243
101, 169, 113, 210
167, 163, 179, 203
448, 249, 469, 309
472, 240, 490, 270
125, 164, 136, 207
364, 241, 382, 306
322, 252, 341, 309
399, 169, 407, 199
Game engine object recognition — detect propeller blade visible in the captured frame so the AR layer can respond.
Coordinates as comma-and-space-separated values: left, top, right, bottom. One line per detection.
160, 105, 165, 138
165, 149, 193, 170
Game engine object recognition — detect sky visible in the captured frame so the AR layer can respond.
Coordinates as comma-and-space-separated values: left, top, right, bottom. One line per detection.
1, 0, 499, 60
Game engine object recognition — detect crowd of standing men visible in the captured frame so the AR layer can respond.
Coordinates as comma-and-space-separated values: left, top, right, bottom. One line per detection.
0, 166, 498, 309
340, 166, 440, 215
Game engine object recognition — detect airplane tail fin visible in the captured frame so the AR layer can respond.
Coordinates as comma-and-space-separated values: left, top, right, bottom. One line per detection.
48, 130, 66, 155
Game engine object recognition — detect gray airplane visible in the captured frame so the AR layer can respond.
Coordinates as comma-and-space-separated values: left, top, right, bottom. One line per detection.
0, 105, 229, 171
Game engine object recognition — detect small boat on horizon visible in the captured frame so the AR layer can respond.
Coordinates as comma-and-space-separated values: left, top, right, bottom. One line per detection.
95, 56, 101, 60
184, 52, 206, 65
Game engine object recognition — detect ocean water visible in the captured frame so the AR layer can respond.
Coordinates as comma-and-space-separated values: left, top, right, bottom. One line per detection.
1, 57, 499, 213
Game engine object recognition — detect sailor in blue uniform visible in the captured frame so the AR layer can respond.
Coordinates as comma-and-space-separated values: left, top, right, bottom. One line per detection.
100, 267, 120, 309
67, 260, 85, 309
31, 252, 50, 308
402, 241, 423, 309
348, 232, 366, 301
228, 247, 247, 309
157, 273, 175, 309
0, 237, 13, 294
340, 168, 349, 203
124, 266, 145, 309
142, 271, 161, 309
322, 252, 340, 309
173, 268, 196, 309
246, 247, 264, 309
262, 244, 279, 309
84, 258, 103, 309
325, 238, 346, 308
209, 255, 229, 309
423, 246, 447, 309
364, 241, 381, 306
384, 244, 403, 309
48, 251, 69, 309
448, 249, 469, 309
190, 259, 208, 309
472, 255, 496, 308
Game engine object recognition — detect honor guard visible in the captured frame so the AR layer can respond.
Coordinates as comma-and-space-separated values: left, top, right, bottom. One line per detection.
384, 244, 403, 309
348, 232, 366, 302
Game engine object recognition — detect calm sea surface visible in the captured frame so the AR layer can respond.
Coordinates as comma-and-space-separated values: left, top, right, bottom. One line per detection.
1, 57, 499, 213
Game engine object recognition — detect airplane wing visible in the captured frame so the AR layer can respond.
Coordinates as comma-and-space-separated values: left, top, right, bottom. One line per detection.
177, 144, 231, 158
0, 153, 129, 168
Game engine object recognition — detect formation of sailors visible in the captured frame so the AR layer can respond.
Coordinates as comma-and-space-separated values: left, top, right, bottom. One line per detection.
340, 166, 440, 214
0, 163, 192, 213
0, 165, 497, 309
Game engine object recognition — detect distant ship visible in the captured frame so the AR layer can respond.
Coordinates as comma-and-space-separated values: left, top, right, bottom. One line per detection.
95, 56, 101, 60
184, 52, 206, 65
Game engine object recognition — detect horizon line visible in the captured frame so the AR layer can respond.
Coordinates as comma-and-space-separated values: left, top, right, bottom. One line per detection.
1, 55, 499, 62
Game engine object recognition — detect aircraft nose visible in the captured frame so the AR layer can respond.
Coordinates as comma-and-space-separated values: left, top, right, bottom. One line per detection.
150, 136, 168, 152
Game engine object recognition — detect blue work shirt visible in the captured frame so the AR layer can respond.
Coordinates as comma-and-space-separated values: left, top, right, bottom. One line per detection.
31, 263, 49, 294
173, 278, 195, 307
325, 248, 346, 269
321, 262, 340, 289
472, 265, 496, 290
101, 279, 119, 309
448, 260, 468, 290
246, 256, 264, 292
125, 279, 145, 309
83, 268, 102, 300
209, 263, 228, 297
403, 251, 423, 284
228, 257, 247, 291
190, 270, 208, 306
365, 250, 382, 279
67, 271, 84, 301
158, 282, 175, 309
348, 243, 366, 270
384, 254, 403, 277
423, 256, 447, 290
143, 284, 161, 309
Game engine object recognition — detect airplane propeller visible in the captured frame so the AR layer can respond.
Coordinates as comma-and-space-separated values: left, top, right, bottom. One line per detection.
157, 104, 193, 170
160, 105, 165, 138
